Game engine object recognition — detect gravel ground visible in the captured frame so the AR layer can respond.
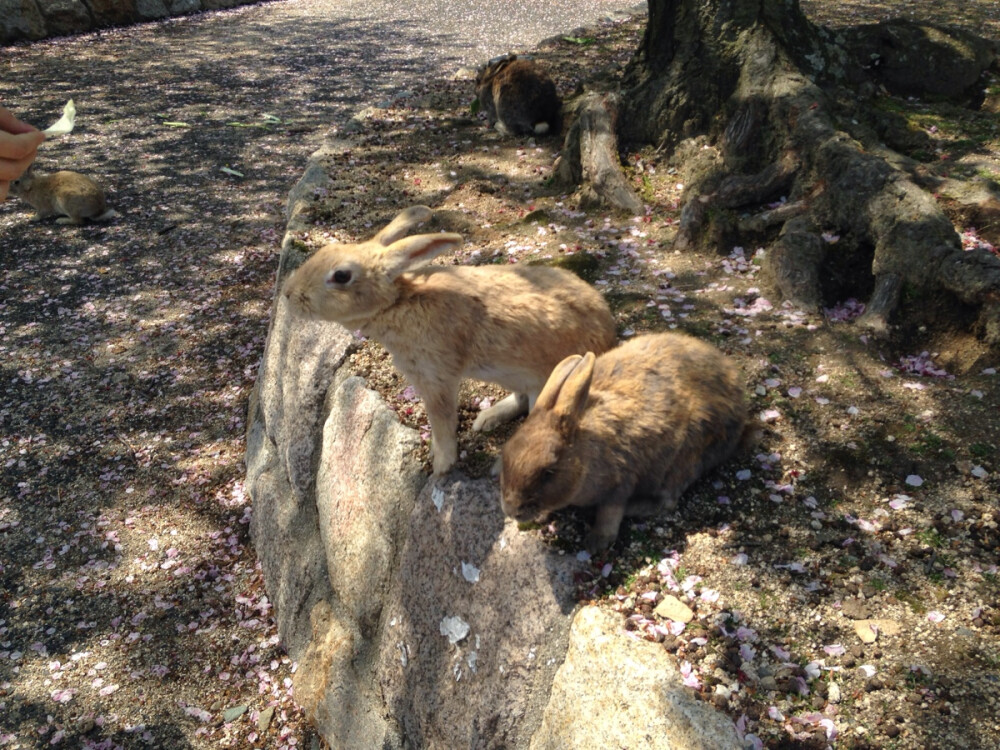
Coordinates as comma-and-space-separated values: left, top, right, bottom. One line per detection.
0, 2, 639, 748
2, 2, 999, 750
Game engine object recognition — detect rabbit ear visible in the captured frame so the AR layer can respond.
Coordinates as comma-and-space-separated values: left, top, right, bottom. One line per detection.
373, 205, 433, 246
534, 354, 584, 411
534, 352, 595, 429
380, 233, 463, 280
551, 351, 595, 425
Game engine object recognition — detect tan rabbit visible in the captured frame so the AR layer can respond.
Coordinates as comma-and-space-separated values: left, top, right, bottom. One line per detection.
282, 205, 617, 475
475, 54, 562, 136
500, 333, 751, 552
9, 168, 118, 225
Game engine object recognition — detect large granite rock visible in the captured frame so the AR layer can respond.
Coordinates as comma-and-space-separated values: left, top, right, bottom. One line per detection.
245, 141, 743, 748
533, 607, 742, 749
247, 142, 740, 750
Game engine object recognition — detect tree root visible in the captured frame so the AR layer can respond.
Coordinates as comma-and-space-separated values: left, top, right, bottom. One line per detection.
627, 5, 1000, 344
555, 92, 644, 215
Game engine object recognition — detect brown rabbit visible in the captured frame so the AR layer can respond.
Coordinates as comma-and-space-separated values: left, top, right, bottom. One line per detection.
475, 54, 561, 136
9, 168, 118, 225
500, 333, 751, 552
281, 205, 617, 476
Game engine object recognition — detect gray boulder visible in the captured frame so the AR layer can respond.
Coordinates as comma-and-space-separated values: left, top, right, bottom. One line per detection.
36, 0, 92, 36
166, 0, 199, 14
134, 0, 168, 20
85, 0, 138, 26
246, 141, 742, 749
1, 0, 48, 42
533, 607, 742, 749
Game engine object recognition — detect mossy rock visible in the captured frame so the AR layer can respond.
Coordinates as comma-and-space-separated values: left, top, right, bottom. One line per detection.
531, 251, 603, 282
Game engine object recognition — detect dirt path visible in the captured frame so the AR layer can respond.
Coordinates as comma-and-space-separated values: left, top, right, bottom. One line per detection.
0, 2, 637, 748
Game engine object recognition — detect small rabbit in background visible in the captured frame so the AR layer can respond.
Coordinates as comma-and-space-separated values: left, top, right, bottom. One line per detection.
9, 167, 117, 224
500, 332, 752, 553
475, 54, 562, 136
281, 205, 617, 476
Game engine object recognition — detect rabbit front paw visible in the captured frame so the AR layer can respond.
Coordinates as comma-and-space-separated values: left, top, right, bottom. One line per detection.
584, 528, 617, 554
585, 502, 627, 553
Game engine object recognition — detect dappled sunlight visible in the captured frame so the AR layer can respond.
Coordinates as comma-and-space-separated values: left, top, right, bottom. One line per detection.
2, 1, 998, 748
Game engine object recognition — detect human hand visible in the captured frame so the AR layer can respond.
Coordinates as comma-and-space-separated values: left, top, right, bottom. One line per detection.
1, 106, 45, 201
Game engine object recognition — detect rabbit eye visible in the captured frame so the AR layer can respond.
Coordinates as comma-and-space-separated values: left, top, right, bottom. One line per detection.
327, 269, 353, 286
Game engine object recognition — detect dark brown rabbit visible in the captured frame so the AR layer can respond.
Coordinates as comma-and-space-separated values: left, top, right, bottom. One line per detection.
475, 54, 561, 136
500, 333, 751, 552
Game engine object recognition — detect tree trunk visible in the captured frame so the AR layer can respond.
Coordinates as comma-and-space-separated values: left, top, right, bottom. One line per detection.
618, 0, 1000, 343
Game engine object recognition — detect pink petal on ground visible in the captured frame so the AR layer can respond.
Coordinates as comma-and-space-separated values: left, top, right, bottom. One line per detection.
819, 718, 838, 740
889, 495, 911, 510
679, 661, 701, 689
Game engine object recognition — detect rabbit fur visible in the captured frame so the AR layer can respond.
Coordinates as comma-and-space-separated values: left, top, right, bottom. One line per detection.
500, 332, 750, 552
476, 54, 561, 137
281, 205, 617, 476
10, 168, 118, 224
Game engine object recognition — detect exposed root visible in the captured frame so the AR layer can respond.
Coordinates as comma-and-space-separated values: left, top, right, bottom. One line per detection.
628, 6, 1000, 344
555, 92, 644, 215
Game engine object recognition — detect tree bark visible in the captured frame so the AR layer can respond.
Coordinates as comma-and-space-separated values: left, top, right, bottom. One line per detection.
556, 93, 644, 215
